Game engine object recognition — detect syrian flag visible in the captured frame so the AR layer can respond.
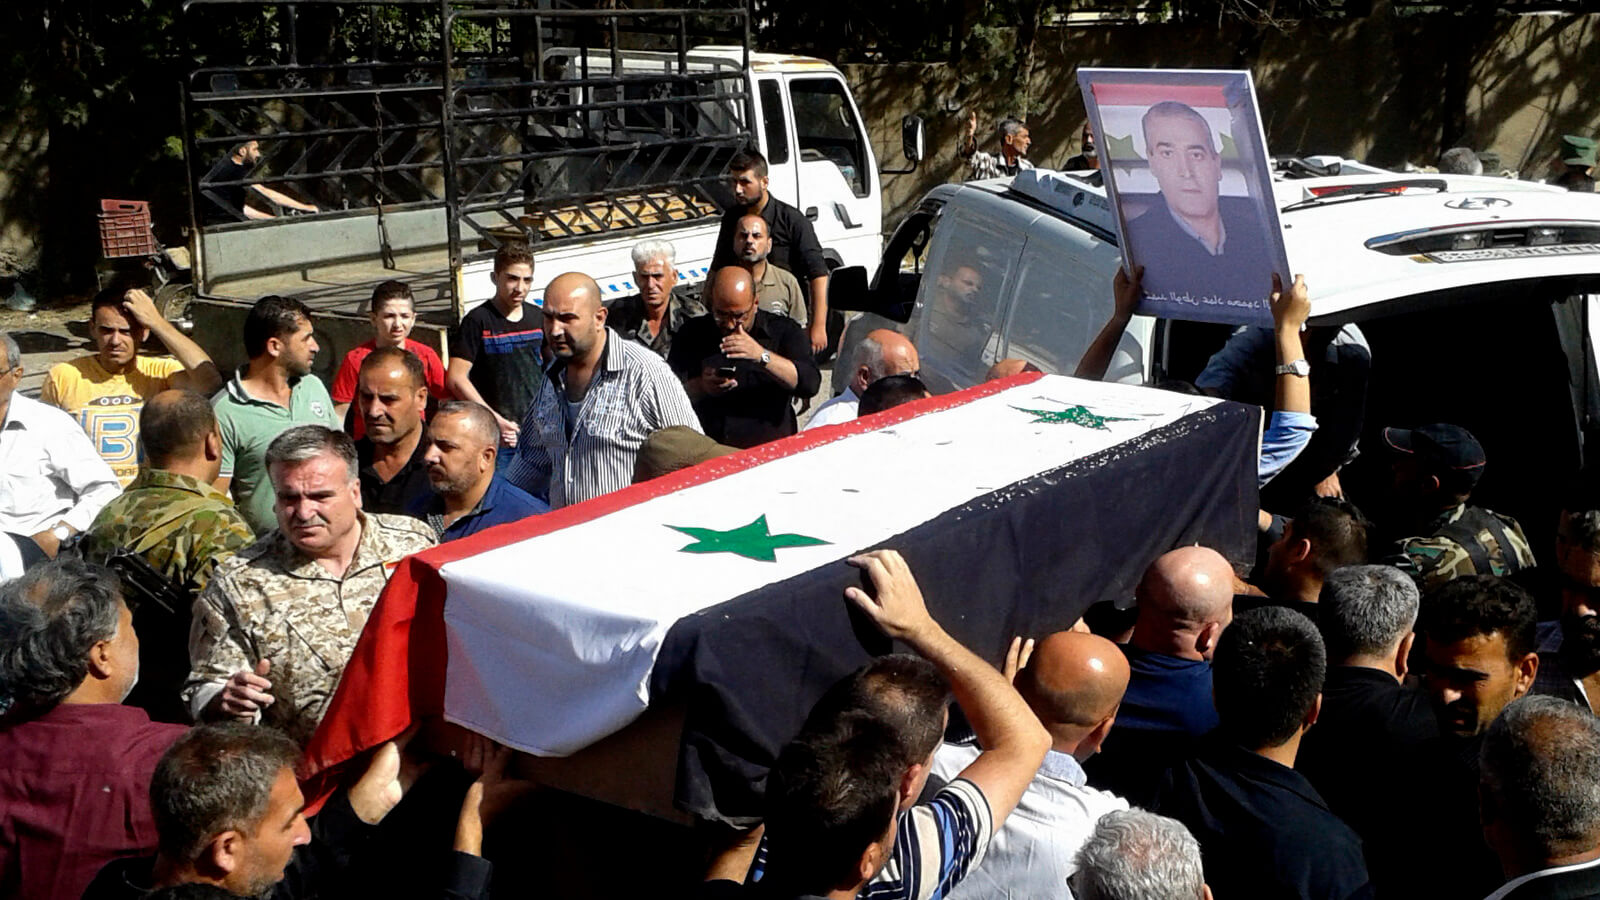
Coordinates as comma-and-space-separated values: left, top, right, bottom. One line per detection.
302, 373, 1259, 820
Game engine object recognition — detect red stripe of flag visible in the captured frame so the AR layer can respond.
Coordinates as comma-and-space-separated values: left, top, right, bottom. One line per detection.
299, 370, 1046, 804
1091, 81, 1230, 108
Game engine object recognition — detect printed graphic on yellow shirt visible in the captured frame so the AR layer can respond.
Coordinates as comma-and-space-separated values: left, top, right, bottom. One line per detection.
42, 355, 183, 487
78, 394, 144, 485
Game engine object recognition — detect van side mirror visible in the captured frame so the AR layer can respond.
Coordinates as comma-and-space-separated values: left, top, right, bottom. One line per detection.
829, 266, 871, 311
882, 115, 925, 175
828, 265, 914, 323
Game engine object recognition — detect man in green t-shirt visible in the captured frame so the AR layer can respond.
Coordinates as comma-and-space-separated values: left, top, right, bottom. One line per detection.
213, 295, 339, 533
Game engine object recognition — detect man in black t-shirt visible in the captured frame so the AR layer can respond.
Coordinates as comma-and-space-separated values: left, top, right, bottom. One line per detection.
202, 140, 319, 223
710, 148, 833, 355
447, 243, 544, 463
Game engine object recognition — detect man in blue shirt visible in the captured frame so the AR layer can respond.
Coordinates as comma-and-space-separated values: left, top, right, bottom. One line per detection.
1084, 545, 1235, 803
409, 400, 546, 542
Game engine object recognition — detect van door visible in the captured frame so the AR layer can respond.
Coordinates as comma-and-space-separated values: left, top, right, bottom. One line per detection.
753, 77, 800, 209
784, 74, 881, 272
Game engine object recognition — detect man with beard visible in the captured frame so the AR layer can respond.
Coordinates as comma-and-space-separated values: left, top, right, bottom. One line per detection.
710, 149, 832, 354
410, 401, 547, 542
212, 295, 340, 534
731, 214, 807, 325
1532, 505, 1600, 711
506, 272, 700, 508
1409, 575, 1541, 899
1385, 423, 1536, 592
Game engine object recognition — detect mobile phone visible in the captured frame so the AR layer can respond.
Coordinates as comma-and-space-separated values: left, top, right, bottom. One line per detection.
716, 365, 738, 378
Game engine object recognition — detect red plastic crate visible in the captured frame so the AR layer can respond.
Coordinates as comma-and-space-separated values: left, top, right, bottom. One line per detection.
98, 199, 159, 258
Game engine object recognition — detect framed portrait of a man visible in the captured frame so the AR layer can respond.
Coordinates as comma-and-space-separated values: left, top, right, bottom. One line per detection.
1077, 68, 1290, 326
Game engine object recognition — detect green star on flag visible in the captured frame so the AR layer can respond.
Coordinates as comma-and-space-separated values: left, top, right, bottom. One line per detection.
1012, 404, 1138, 430
667, 514, 829, 562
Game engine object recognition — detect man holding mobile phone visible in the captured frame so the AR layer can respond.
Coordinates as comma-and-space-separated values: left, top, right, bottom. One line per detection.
669, 267, 820, 448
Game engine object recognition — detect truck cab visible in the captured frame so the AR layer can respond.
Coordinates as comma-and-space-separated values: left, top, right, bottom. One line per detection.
452, 48, 892, 312
174, 2, 918, 379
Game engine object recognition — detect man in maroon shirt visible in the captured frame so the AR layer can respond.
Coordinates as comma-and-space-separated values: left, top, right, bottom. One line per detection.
0, 557, 187, 900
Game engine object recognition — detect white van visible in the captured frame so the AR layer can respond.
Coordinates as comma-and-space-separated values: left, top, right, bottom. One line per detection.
830, 161, 1600, 559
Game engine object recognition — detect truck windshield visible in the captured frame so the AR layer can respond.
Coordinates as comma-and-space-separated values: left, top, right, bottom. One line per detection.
790, 77, 868, 198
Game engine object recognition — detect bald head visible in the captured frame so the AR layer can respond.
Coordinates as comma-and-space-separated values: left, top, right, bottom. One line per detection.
850, 329, 920, 394
542, 272, 607, 361
434, 400, 499, 449
709, 266, 757, 334
142, 389, 218, 469
545, 272, 602, 315
1132, 546, 1237, 660
985, 358, 1042, 382
1017, 631, 1130, 757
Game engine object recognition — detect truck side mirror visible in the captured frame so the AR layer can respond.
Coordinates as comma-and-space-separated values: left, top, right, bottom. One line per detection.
882, 115, 926, 175
902, 115, 925, 163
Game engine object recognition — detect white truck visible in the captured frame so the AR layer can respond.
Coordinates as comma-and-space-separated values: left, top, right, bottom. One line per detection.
452, 47, 916, 311
175, 2, 922, 377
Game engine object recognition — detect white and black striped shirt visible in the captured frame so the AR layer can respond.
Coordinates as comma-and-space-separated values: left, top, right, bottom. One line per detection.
506, 328, 701, 508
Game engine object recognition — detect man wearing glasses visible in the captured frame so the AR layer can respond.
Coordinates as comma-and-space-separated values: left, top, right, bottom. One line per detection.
669, 267, 820, 448
710, 148, 834, 355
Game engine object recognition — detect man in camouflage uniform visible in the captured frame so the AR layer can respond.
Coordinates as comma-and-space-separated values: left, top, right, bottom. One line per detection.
184, 425, 434, 744
80, 390, 255, 722
1385, 423, 1535, 593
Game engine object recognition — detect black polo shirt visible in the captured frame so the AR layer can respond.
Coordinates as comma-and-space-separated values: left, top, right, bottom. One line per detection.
1296, 666, 1438, 897
666, 310, 821, 449
356, 433, 432, 516
710, 194, 830, 289
1154, 737, 1374, 900
1407, 733, 1505, 900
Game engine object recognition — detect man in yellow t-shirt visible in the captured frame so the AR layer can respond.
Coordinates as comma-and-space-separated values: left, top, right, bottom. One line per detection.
43, 287, 224, 485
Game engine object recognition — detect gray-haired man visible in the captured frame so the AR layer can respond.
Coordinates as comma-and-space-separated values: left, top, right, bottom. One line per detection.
0, 558, 187, 900
1479, 696, 1600, 899
803, 329, 920, 431
609, 238, 706, 358
185, 425, 434, 744
1071, 808, 1211, 900
1295, 564, 1437, 898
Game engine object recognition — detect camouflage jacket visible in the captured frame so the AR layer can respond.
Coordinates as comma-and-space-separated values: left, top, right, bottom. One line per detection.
1394, 503, 1537, 593
80, 469, 255, 594
184, 512, 435, 744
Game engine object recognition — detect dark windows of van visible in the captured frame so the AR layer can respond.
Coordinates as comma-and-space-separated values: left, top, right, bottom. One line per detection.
914, 211, 1015, 391
757, 79, 790, 165
790, 78, 869, 198
871, 202, 943, 322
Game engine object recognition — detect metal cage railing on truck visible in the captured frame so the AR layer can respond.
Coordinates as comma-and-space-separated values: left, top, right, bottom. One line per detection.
179, 0, 753, 319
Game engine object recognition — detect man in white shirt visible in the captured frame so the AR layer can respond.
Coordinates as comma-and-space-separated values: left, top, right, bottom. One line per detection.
804, 329, 919, 431
0, 332, 120, 558
931, 630, 1132, 899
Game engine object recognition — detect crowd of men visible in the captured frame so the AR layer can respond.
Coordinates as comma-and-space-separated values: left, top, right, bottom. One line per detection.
2, 130, 1600, 900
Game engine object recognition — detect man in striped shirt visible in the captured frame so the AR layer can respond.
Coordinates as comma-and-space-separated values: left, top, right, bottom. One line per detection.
714, 551, 1051, 900
506, 272, 701, 508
